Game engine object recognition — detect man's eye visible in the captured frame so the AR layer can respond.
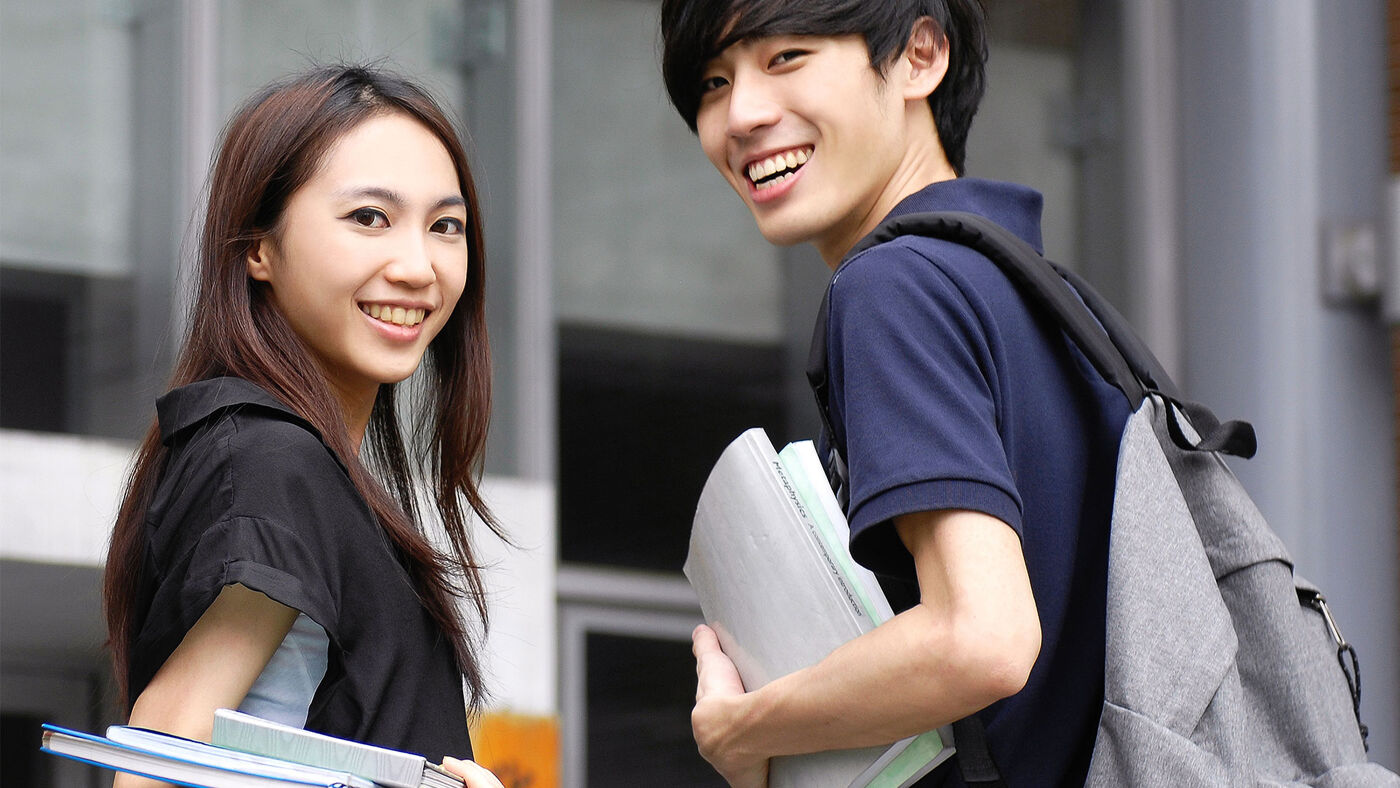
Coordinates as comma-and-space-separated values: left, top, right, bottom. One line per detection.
432, 217, 465, 235
349, 208, 388, 228
771, 49, 807, 66
700, 75, 729, 93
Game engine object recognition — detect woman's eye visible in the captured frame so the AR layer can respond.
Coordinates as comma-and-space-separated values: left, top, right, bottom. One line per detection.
432, 217, 465, 235
700, 75, 728, 93
349, 208, 388, 228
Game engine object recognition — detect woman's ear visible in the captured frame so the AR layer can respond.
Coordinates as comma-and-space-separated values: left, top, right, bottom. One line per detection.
902, 16, 949, 102
246, 238, 275, 283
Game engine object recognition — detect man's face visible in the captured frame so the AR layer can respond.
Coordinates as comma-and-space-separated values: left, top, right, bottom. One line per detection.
695, 34, 913, 262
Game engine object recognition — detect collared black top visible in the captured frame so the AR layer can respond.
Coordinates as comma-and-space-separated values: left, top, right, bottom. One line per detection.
129, 376, 471, 762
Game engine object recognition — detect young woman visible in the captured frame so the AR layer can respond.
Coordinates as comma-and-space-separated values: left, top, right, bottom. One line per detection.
102, 65, 505, 788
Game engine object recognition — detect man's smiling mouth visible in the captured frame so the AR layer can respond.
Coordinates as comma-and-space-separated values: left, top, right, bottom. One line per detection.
746, 147, 812, 190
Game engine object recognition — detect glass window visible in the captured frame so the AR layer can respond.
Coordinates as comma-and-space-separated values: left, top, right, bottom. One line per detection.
0, 1, 134, 279
0, 5, 527, 779
216, 1, 470, 123
1, 0, 145, 438
552, 0, 790, 575
0, 0, 519, 448
551, 0, 780, 342
585, 632, 723, 785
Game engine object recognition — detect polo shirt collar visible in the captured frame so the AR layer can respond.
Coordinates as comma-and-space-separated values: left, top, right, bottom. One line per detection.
882, 177, 1045, 255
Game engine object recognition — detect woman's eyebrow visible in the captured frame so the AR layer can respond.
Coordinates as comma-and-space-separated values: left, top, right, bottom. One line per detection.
335, 186, 406, 208
334, 186, 465, 213
431, 194, 467, 213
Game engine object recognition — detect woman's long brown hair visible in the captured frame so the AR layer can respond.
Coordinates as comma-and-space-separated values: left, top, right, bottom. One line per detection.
103, 65, 502, 712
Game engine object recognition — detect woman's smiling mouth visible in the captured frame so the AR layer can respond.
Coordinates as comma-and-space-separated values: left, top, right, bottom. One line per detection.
359, 303, 428, 327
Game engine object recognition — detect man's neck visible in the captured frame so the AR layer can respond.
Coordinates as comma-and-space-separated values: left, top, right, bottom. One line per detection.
815, 123, 958, 269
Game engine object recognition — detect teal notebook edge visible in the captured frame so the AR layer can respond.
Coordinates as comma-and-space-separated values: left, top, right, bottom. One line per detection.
40, 722, 372, 788
774, 440, 954, 788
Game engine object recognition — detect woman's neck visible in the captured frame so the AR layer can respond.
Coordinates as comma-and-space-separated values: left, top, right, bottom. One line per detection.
330, 380, 376, 454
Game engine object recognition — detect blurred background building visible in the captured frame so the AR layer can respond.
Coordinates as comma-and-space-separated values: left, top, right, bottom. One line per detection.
1, 0, 1397, 785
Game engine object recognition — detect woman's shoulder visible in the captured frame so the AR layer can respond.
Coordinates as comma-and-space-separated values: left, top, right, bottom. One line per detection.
156, 378, 356, 520
218, 407, 356, 512
157, 377, 324, 449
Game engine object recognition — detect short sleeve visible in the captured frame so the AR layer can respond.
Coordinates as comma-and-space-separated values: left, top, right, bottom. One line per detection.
211, 415, 361, 628
178, 514, 341, 637
827, 241, 1023, 576
138, 413, 366, 664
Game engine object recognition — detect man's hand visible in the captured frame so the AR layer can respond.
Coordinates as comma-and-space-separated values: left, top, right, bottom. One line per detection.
692, 624, 768, 788
687, 510, 1038, 787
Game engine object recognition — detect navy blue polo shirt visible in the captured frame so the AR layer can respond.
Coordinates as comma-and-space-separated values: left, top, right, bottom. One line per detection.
822, 178, 1130, 786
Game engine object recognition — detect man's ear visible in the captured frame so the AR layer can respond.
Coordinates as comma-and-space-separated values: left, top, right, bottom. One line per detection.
901, 16, 949, 102
246, 237, 275, 283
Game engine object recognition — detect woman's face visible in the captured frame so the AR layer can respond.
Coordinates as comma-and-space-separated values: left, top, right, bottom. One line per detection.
247, 111, 470, 411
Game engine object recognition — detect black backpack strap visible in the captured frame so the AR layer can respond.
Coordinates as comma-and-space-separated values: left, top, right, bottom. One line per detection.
848, 211, 1148, 408
1050, 262, 1178, 400
816, 210, 1255, 459
806, 282, 849, 510
951, 717, 1007, 787
803, 209, 1259, 784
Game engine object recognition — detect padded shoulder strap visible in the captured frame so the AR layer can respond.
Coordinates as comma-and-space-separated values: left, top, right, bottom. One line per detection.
849, 211, 1148, 406
808, 210, 1255, 459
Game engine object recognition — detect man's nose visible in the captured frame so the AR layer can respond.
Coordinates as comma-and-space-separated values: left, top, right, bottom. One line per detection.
726, 75, 781, 138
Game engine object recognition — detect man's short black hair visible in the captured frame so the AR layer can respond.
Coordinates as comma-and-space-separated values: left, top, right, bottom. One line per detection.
660, 0, 987, 176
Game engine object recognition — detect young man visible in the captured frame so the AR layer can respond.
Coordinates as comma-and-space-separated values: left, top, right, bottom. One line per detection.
660, 2, 1131, 786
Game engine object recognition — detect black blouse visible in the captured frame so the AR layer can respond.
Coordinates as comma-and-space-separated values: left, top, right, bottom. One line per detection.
128, 377, 471, 762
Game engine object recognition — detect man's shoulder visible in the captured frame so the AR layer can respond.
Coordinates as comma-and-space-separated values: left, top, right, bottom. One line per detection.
836, 233, 965, 290
830, 228, 1016, 326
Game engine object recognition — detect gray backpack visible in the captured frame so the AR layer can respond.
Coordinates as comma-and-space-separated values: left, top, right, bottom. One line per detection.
811, 212, 1398, 786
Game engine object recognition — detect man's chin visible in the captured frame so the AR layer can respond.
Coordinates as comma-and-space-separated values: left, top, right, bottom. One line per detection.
753, 218, 819, 249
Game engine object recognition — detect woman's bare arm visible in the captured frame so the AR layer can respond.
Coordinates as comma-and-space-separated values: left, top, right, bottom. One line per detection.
113, 583, 297, 788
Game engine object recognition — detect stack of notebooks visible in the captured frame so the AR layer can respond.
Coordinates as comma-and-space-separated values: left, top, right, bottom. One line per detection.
41, 708, 461, 788
686, 428, 954, 788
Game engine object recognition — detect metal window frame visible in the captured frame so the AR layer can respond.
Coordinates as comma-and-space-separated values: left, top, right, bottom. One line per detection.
557, 565, 702, 788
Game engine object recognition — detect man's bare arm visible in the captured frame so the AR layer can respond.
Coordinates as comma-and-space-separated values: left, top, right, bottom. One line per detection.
691, 509, 1041, 786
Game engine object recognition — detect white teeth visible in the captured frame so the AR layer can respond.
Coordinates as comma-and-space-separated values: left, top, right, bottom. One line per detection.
746, 147, 813, 185
360, 304, 427, 327
756, 172, 794, 191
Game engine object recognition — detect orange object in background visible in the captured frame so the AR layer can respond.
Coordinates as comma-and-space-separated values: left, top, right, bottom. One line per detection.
470, 712, 560, 788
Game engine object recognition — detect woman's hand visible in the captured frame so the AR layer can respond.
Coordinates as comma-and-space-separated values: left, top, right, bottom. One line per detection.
441, 756, 506, 787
